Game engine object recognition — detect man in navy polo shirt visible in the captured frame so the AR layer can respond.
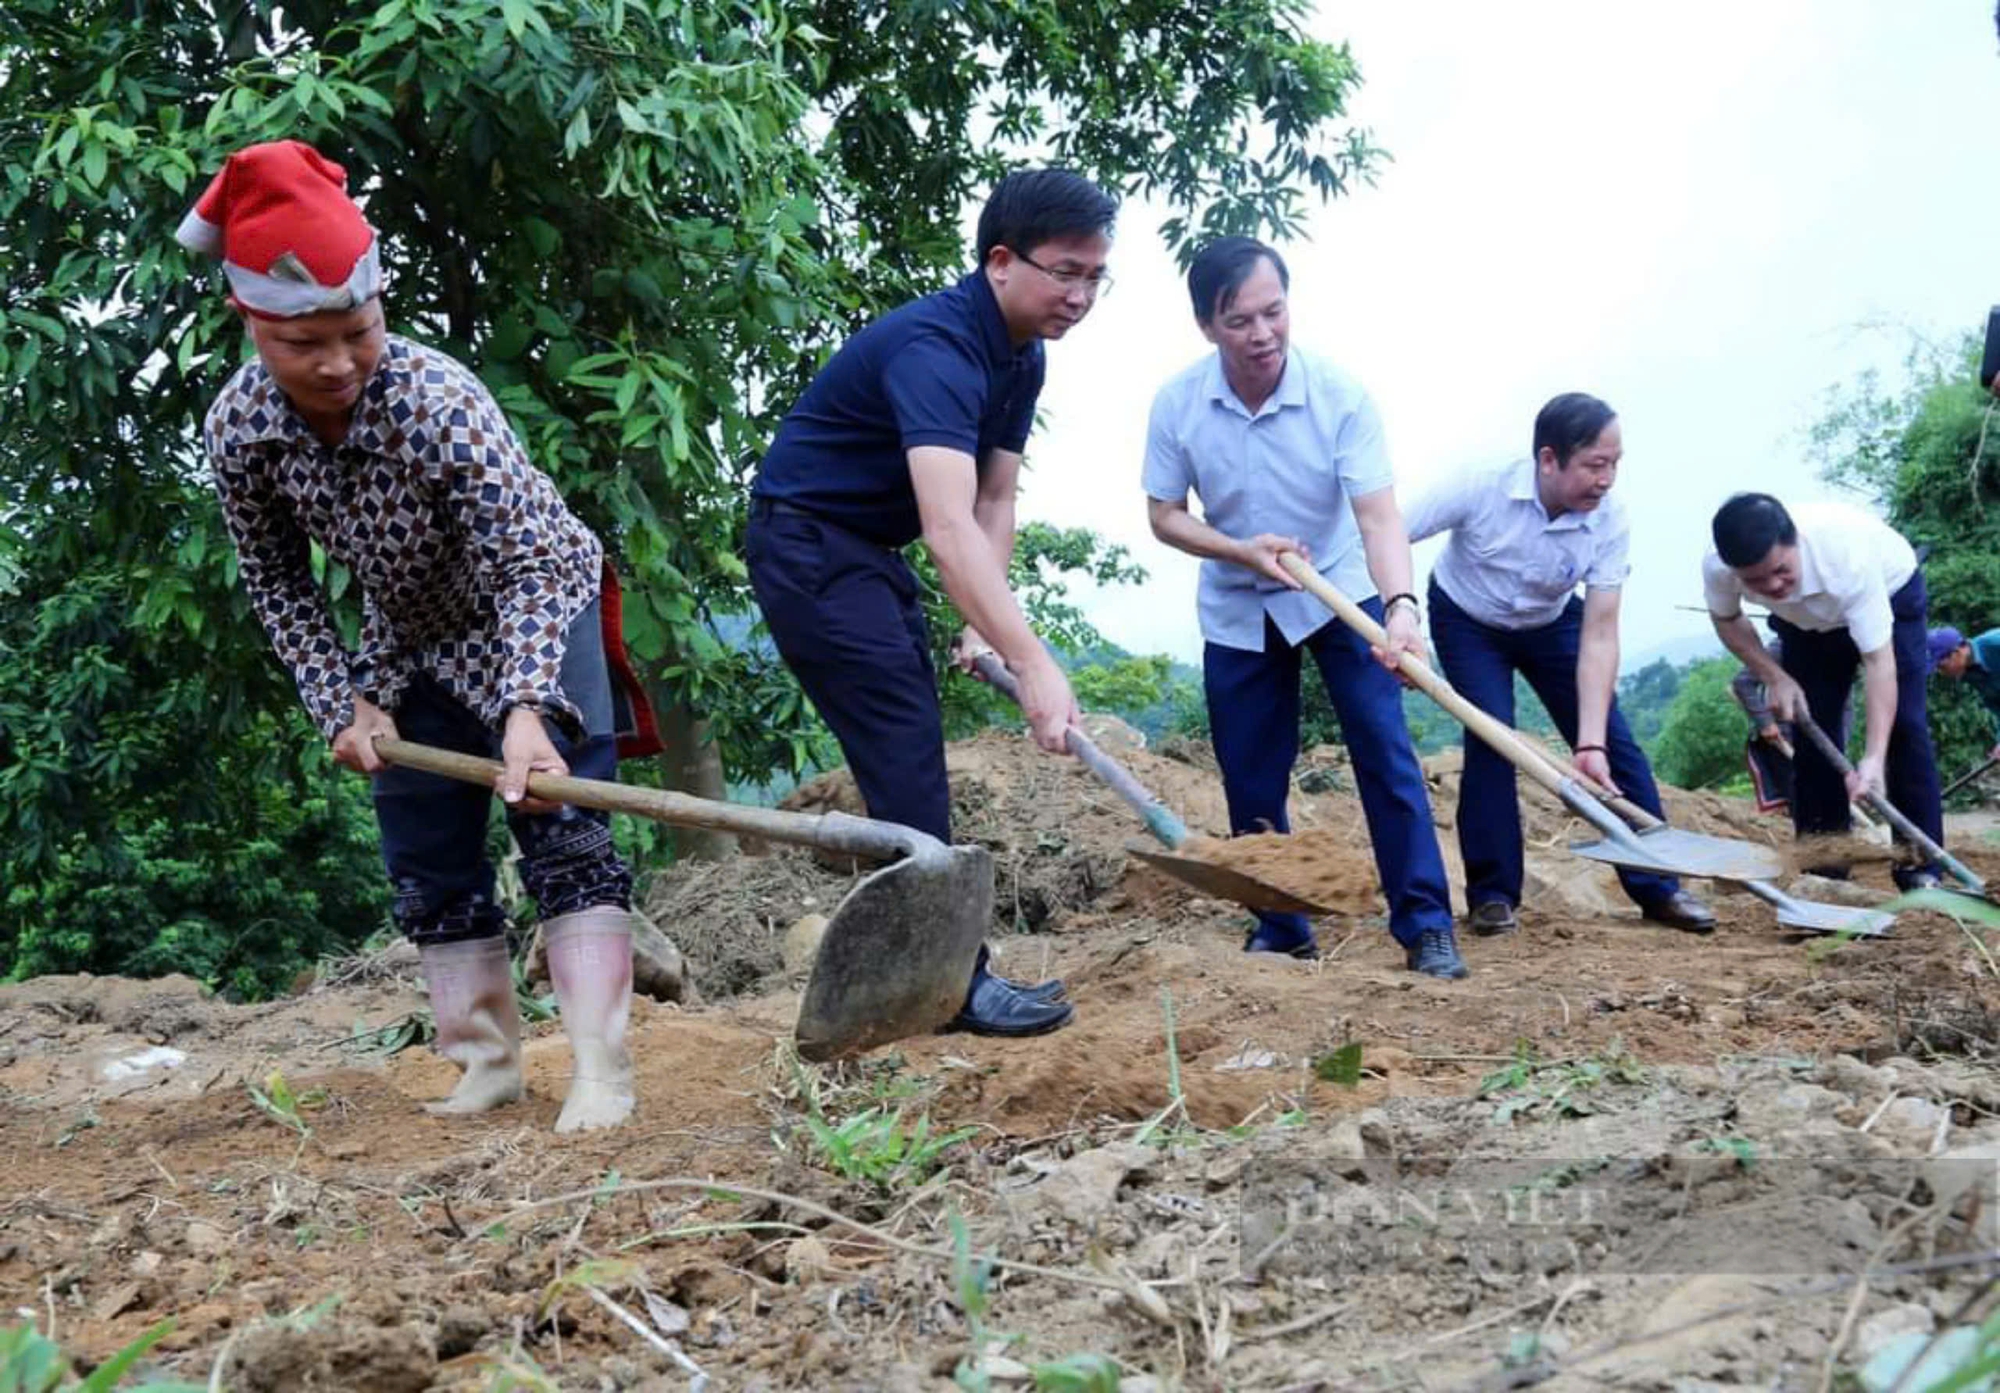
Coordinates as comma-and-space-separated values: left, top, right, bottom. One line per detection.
748, 169, 1118, 1037
1143, 236, 1467, 980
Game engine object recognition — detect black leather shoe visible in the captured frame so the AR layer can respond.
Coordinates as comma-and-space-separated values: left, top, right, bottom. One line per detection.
1893, 866, 1944, 893
1466, 900, 1518, 936
1640, 890, 1716, 934
1243, 922, 1320, 959
1405, 929, 1468, 979
942, 965, 1075, 1037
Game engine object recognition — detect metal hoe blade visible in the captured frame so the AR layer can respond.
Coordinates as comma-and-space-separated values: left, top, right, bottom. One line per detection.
795, 843, 992, 1062
1566, 825, 1789, 882
1127, 843, 1333, 915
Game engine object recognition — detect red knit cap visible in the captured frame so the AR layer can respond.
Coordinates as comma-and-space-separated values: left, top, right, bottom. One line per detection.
175, 140, 381, 318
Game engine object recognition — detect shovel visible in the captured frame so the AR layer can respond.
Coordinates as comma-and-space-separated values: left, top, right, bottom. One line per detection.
1763, 731, 1887, 840
1944, 755, 2000, 801
965, 654, 1331, 915
1794, 717, 1990, 899
1279, 559, 1895, 937
374, 738, 990, 1061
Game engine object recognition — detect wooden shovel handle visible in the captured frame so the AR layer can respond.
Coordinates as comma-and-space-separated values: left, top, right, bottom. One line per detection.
1276, 555, 1666, 831
1793, 719, 1987, 892
374, 738, 929, 862
968, 654, 1189, 847
1771, 733, 1881, 830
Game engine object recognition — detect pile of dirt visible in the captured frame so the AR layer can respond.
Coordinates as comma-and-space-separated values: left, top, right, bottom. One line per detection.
1174, 830, 1386, 914
13, 734, 2000, 1387
643, 850, 843, 1001
649, 729, 1981, 1005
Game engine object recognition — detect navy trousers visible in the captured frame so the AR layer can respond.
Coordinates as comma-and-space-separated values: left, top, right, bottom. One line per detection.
746, 500, 952, 843
1772, 569, 1943, 856
1427, 581, 1679, 911
373, 599, 631, 945
1203, 607, 1455, 948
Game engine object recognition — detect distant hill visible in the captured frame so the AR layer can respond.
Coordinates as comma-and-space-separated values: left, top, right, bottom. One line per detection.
1623, 631, 1722, 675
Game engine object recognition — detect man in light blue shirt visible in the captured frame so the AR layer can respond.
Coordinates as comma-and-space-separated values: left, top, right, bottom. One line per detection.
1143, 236, 1464, 980
1405, 395, 1714, 936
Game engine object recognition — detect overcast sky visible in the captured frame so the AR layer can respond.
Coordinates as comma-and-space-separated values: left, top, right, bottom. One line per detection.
1013, 1, 2000, 670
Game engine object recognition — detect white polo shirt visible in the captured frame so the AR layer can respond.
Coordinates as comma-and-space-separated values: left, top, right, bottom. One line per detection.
1701, 500, 1915, 654
1404, 456, 1631, 631
1141, 347, 1394, 653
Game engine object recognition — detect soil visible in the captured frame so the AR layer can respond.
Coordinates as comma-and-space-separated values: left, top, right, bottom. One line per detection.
1171, 832, 1386, 914
5, 729, 2000, 1390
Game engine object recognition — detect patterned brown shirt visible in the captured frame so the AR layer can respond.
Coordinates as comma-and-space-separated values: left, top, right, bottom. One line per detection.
205, 334, 602, 740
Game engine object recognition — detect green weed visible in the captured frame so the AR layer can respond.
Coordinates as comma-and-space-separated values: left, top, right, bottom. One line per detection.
1313, 1041, 1364, 1086
244, 1069, 326, 1137
1478, 1042, 1647, 1124
0, 1319, 202, 1392
1028, 1352, 1122, 1391
800, 1104, 978, 1189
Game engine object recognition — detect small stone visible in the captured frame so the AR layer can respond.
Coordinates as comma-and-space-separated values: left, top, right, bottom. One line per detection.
1321, 1118, 1368, 1178
1733, 1081, 1845, 1137
90, 1282, 142, 1322
781, 914, 830, 982
630, 918, 688, 1003
1032, 1144, 1154, 1227
1356, 1108, 1394, 1155
1118, 1378, 1165, 1393
1819, 1054, 1894, 1100
1874, 1097, 1947, 1150
1928, 1142, 2000, 1247
783, 1235, 836, 1285
183, 1220, 229, 1256
1854, 1303, 1935, 1363
434, 1305, 487, 1361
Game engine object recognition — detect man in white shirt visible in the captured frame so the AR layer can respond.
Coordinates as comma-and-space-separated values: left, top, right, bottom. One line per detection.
1704, 494, 1944, 887
1406, 396, 1715, 936
1143, 236, 1465, 980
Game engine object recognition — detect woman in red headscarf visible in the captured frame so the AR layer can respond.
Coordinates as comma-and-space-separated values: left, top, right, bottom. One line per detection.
181, 140, 661, 1133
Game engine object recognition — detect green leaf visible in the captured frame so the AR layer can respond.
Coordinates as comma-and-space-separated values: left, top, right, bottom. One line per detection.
521, 217, 560, 256
1313, 1041, 1363, 1086
486, 313, 533, 362
501, 0, 530, 39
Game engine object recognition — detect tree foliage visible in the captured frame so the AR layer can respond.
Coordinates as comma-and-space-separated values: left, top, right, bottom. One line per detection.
0, 0, 1381, 989
1804, 328, 2000, 789
1651, 658, 1750, 792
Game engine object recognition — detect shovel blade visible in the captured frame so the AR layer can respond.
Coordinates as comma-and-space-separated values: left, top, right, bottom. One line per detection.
1127, 844, 1333, 915
1774, 900, 1896, 937
794, 844, 992, 1062
1568, 825, 1787, 883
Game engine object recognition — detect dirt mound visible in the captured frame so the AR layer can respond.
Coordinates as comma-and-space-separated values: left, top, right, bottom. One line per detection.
1176, 830, 1386, 913
13, 730, 2000, 1387
644, 851, 840, 1001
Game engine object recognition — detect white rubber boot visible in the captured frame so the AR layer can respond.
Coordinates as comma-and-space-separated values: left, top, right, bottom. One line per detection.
544, 906, 636, 1133
418, 937, 524, 1114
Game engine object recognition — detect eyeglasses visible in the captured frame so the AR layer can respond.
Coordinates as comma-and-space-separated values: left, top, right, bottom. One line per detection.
1014, 249, 1113, 298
